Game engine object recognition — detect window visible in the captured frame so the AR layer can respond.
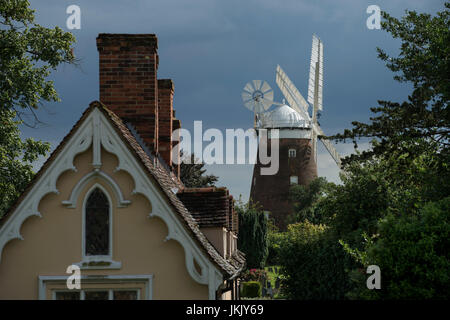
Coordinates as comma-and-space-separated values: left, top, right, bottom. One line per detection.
54, 289, 138, 300
290, 176, 298, 185
39, 275, 153, 300
84, 187, 110, 256
288, 149, 296, 158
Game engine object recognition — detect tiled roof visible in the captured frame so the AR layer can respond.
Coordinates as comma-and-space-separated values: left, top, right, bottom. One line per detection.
177, 187, 239, 234
177, 187, 230, 228
0, 101, 245, 279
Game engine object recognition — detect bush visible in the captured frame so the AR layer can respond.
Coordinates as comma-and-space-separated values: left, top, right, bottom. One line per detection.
278, 222, 354, 299
344, 197, 450, 299
241, 281, 262, 298
241, 269, 268, 282
267, 228, 286, 265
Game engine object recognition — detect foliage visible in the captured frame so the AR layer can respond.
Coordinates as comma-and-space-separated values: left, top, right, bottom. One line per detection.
237, 201, 268, 269
344, 197, 450, 300
241, 281, 262, 298
288, 177, 334, 225
321, 159, 393, 248
266, 223, 285, 266
0, 0, 75, 120
331, 3, 449, 164
179, 153, 218, 188
278, 222, 354, 300
0, 109, 49, 217
0, 0, 75, 218
241, 268, 268, 283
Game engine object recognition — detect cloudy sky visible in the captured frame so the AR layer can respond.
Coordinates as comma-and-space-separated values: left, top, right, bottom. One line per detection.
24, 0, 445, 200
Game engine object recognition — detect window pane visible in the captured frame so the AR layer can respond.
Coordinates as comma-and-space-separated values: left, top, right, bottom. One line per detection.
55, 291, 80, 300
85, 188, 110, 256
84, 291, 109, 300
289, 149, 296, 157
113, 290, 138, 300
290, 176, 298, 185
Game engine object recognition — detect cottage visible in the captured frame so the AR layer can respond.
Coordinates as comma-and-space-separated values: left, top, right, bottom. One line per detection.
0, 34, 245, 300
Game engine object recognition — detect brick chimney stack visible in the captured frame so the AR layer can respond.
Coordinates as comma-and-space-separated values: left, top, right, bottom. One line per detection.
172, 117, 181, 177
97, 34, 159, 152
158, 79, 174, 166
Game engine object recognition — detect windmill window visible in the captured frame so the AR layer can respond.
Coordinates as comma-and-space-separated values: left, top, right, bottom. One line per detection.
290, 176, 298, 185
84, 187, 111, 257
288, 149, 296, 158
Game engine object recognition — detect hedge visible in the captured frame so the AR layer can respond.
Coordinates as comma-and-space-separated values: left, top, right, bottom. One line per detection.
241, 281, 262, 298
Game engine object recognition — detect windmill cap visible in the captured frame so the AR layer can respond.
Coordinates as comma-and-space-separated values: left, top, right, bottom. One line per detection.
260, 104, 311, 128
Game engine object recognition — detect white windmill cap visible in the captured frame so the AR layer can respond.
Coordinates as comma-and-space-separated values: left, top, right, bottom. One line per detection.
260, 104, 310, 128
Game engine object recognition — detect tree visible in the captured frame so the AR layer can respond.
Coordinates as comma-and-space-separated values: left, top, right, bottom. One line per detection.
343, 197, 450, 299
278, 222, 354, 300
179, 153, 218, 188
288, 177, 333, 225
237, 201, 268, 269
332, 3, 449, 165
0, 0, 75, 217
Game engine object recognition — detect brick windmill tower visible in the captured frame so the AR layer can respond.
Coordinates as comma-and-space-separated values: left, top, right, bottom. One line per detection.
246, 35, 342, 230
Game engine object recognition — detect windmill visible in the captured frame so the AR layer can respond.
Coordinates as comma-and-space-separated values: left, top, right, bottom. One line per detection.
276, 35, 342, 168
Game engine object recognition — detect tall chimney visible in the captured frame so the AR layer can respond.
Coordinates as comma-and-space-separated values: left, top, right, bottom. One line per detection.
172, 118, 181, 177
97, 34, 159, 152
158, 79, 174, 167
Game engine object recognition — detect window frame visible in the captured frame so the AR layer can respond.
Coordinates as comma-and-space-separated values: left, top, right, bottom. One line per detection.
53, 288, 140, 300
288, 148, 296, 158
39, 274, 153, 300
290, 176, 298, 185
82, 183, 113, 262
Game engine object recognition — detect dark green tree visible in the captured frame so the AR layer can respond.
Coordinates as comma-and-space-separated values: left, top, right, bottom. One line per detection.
332, 3, 449, 165
0, 0, 76, 217
237, 201, 268, 269
325, 3, 450, 299
278, 222, 354, 300
288, 177, 333, 225
342, 197, 450, 299
179, 153, 218, 188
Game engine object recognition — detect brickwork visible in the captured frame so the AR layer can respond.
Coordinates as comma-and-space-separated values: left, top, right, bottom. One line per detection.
158, 79, 174, 166
250, 136, 318, 230
172, 118, 181, 177
97, 34, 159, 152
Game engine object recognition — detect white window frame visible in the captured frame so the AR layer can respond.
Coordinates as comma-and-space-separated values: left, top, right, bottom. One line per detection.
288, 149, 296, 158
82, 183, 113, 262
53, 288, 141, 300
290, 176, 298, 185
39, 274, 153, 300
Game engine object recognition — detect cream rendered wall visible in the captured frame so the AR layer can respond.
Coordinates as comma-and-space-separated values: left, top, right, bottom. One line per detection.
0, 147, 208, 299
200, 227, 228, 258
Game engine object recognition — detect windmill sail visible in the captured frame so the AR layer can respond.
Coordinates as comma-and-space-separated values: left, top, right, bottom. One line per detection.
314, 124, 342, 168
275, 65, 311, 123
307, 35, 323, 112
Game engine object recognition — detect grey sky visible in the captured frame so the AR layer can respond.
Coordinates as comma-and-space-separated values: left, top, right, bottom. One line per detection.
24, 0, 445, 200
